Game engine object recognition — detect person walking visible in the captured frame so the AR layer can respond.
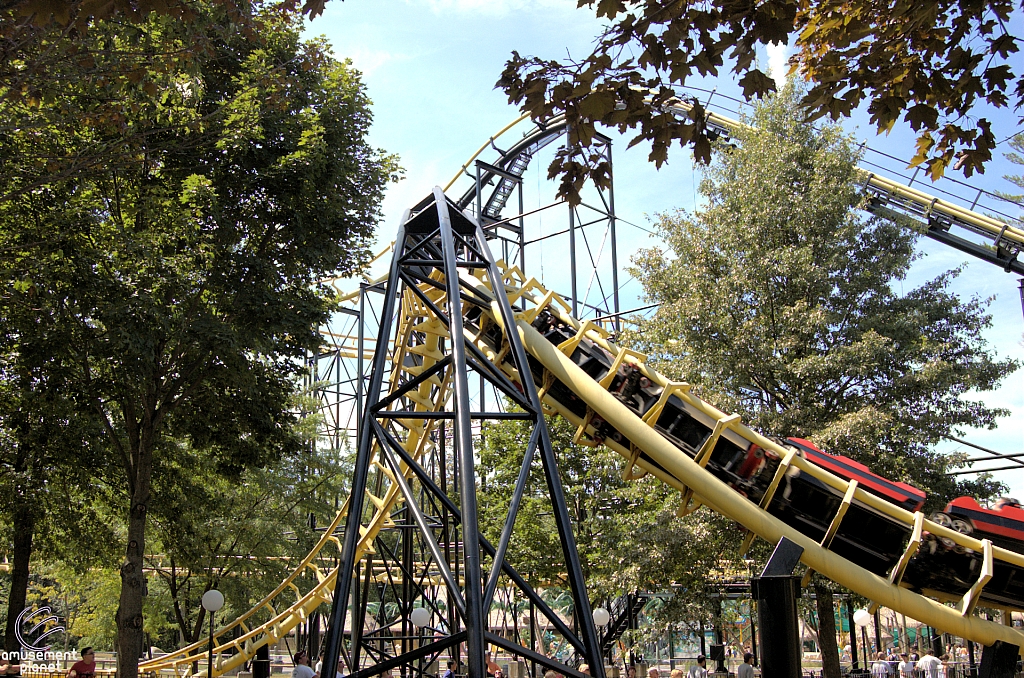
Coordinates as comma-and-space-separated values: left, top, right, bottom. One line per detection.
737, 653, 754, 678
897, 653, 914, 678
486, 653, 500, 677
67, 648, 97, 678
916, 649, 941, 678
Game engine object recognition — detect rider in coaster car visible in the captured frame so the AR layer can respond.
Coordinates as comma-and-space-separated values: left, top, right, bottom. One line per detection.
993, 497, 1021, 511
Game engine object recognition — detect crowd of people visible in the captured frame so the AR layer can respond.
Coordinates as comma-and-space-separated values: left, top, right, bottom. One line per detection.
290, 650, 754, 678
869, 648, 956, 678
285, 644, 996, 678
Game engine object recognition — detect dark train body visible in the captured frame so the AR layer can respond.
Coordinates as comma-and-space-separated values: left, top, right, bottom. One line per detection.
904, 498, 1024, 609
518, 309, 1024, 609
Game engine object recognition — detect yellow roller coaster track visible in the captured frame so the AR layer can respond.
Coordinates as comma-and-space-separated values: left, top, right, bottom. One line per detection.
472, 265, 1024, 648
687, 101, 1024, 259
142, 109, 1022, 677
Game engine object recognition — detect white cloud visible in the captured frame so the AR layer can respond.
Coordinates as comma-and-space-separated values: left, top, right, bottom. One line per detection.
766, 42, 789, 90
337, 46, 403, 77
408, 0, 567, 17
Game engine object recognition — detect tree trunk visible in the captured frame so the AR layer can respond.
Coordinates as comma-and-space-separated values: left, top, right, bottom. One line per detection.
5, 503, 35, 652
117, 428, 154, 678
814, 582, 842, 678
166, 561, 203, 644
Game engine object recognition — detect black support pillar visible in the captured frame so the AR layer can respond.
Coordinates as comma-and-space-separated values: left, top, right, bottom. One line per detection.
253, 644, 270, 678
847, 599, 858, 670
978, 641, 1020, 678
750, 537, 804, 678
930, 627, 943, 658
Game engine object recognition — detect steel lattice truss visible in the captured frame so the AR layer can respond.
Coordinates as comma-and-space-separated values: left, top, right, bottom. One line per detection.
319, 188, 607, 678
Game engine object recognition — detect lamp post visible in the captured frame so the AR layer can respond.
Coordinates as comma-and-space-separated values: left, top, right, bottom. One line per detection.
854, 609, 872, 671
411, 607, 431, 678
202, 590, 225, 678
411, 606, 431, 630
593, 608, 610, 667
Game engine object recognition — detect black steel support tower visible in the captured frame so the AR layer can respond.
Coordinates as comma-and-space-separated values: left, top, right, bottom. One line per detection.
319, 188, 608, 678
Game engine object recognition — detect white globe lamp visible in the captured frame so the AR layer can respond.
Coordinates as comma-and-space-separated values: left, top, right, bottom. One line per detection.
202, 590, 225, 613
201, 589, 224, 678
410, 607, 431, 629
854, 609, 871, 627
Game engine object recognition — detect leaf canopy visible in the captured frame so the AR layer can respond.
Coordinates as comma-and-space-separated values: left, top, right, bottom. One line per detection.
498, 0, 1021, 203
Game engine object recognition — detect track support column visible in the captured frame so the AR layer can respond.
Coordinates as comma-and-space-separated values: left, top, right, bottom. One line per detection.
750, 537, 804, 678
979, 641, 1020, 678
253, 644, 270, 678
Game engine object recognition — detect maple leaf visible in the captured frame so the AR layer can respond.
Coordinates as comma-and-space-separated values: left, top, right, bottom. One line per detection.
738, 69, 775, 99
904, 103, 938, 132
990, 33, 1018, 59
497, 0, 1020, 188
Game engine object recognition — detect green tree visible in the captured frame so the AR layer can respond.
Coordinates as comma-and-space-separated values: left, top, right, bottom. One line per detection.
145, 431, 350, 646
498, 0, 1020, 202
998, 133, 1024, 222
0, 311, 114, 651
6, 0, 333, 26
627, 86, 1013, 507
623, 87, 1016, 676
0, 0, 335, 204
0, 2, 396, 675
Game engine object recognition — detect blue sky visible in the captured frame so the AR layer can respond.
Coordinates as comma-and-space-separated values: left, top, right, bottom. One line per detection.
305, 0, 1024, 499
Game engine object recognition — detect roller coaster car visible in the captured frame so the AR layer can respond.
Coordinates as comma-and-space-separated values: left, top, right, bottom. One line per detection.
521, 310, 1024, 607
525, 311, 915, 576
513, 310, 1024, 608
526, 312, 753, 480
782, 438, 926, 513
936, 497, 1024, 554
755, 438, 921, 577
903, 498, 1024, 609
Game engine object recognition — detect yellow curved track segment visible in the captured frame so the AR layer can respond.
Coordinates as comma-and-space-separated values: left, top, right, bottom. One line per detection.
439, 101, 1022, 255
448, 262, 1024, 649
140, 283, 457, 678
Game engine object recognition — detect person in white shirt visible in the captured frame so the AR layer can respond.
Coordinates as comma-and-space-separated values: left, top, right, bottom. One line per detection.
897, 653, 914, 678
871, 652, 892, 677
292, 651, 318, 678
737, 653, 754, 678
916, 649, 942, 678
686, 656, 707, 678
